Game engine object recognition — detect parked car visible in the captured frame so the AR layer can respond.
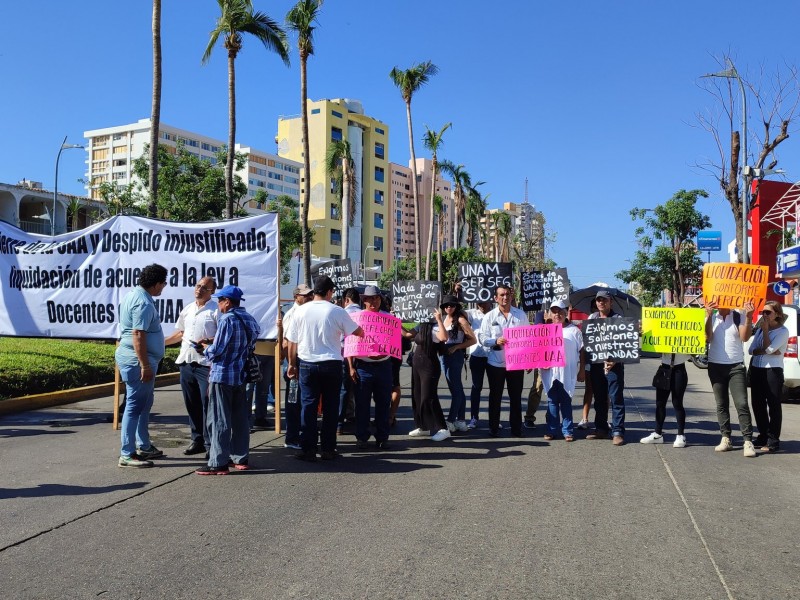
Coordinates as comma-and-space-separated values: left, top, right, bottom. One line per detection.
744, 304, 800, 402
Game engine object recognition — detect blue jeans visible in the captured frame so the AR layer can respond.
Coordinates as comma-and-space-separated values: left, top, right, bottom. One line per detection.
119, 360, 158, 457
207, 382, 250, 468
248, 354, 275, 420
298, 359, 342, 453
354, 359, 392, 443
545, 379, 574, 437
591, 363, 625, 436
469, 355, 488, 420
441, 348, 467, 422
179, 362, 210, 446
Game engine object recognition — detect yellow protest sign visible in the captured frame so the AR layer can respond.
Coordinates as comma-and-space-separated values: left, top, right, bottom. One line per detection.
701, 262, 768, 311
641, 307, 706, 354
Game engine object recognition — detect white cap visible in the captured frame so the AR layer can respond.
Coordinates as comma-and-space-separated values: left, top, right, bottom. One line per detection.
550, 299, 568, 310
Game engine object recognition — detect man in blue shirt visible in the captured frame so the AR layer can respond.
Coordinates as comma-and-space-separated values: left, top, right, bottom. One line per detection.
196, 285, 260, 475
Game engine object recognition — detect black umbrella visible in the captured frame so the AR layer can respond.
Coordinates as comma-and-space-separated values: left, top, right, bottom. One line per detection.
568, 285, 642, 319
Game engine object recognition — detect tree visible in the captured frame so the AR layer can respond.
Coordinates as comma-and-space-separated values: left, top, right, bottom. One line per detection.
617, 189, 711, 306
492, 211, 512, 261
439, 160, 472, 251
286, 0, 323, 286
390, 60, 438, 279
438, 246, 485, 293
324, 140, 358, 263
203, 0, 289, 219
421, 122, 451, 280
511, 208, 555, 272
432, 193, 444, 284
696, 55, 800, 263
87, 180, 146, 217
148, 0, 162, 218
257, 192, 312, 284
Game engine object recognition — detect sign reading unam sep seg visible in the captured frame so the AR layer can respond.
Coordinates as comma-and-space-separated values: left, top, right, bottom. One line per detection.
641, 307, 706, 354
702, 262, 769, 312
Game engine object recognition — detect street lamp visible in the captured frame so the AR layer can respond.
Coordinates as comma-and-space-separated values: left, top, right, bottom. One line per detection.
54, 135, 85, 236
702, 59, 749, 263
362, 244, 375, 286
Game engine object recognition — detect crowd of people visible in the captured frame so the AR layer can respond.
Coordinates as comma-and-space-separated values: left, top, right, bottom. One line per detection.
114, 265, 786, 471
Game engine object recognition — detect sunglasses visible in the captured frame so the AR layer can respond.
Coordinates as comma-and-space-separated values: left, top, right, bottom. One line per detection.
761, 310, 774, 316
442, 304, 456, 309
595, 297, 610, 302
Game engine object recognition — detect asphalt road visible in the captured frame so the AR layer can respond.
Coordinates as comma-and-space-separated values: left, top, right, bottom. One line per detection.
1, 358, 799, 600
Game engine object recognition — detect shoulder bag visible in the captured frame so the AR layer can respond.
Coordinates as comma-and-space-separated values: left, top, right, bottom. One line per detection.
231, 311, 263, 384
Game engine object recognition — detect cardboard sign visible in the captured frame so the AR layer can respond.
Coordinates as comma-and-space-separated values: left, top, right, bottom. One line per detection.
582, 317, 640, 364
504, 324, 566, 371
702, 262, 768, 312
641, 307, 706, 354
520, 268, 569, 312
311, 259, 353, 296
343, 311, 402, 359
391, 280, 441, 322
458, 262, 512, 303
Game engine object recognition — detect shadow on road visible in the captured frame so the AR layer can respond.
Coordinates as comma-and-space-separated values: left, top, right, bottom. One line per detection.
0, 481, 148, 500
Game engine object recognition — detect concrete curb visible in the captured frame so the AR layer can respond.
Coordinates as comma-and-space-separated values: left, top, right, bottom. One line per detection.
0, 372, 180, 416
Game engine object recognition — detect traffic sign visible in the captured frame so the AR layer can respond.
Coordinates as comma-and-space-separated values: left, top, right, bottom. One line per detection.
697, 230, 722, 251
773, 280, 791, 296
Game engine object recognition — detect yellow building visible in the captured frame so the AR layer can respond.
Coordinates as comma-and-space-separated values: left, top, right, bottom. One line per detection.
277, 99, 390, 277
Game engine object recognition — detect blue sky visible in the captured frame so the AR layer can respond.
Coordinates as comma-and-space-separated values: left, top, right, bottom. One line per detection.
3, 0, 800, 289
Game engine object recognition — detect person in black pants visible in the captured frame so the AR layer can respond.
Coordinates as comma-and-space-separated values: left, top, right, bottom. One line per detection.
640, 354, 688, 448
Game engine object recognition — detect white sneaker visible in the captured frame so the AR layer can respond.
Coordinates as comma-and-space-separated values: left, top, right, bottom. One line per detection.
408, 428, 429, 437
467, 418, 478, 429
576, 419, 589, 430
715, 436, 732, 452
446, 421, 456, 433
743, 440, 757, 458
673, 435, 687, 448
454, 420, 469, 432
640, 432, 664, 444
431, 428, 451, 442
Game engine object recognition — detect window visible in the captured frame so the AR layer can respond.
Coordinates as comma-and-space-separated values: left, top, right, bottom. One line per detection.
375, 127, 385, 135
396, 209, 402, 223
375, 166, 384, 182
330, 204, 339, 219
331, 110, 343, 118
374, 259, 383, 271
374, 213, 384, 229
374, 190, 384, 205
331, 229, 342, 246
331, 127, 343, 142
374, 142, 384, 159
373, 236, 384, 252
113, 159, 127, 167
311, 108, 320, 115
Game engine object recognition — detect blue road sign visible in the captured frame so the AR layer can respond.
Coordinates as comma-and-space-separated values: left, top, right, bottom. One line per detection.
697, 230, 722, 252
774, 280, 791, 296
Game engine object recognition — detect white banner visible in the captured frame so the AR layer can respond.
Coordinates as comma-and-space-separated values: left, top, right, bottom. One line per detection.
0, 214, 280, 339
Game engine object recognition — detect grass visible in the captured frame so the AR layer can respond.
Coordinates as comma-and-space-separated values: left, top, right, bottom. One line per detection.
0, 338, 179, 401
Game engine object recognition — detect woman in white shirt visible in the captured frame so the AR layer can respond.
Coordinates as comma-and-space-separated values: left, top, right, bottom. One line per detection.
748, 301, 790, 453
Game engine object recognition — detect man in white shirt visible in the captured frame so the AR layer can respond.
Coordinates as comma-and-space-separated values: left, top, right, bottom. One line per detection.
478, 285, 530, 437
286, 276, 364, 461
164, 277, 218, 456
466, 300, 493, 429
280, 284, 313, 449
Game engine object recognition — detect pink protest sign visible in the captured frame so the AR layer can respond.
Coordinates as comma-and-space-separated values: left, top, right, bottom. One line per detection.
344, 311, 402, 359
504, 324, 565, 371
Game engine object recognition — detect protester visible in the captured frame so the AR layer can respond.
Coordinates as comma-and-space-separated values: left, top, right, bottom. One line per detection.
639, 353, 689, 448
577, 300, 597, 430
196, 285, 260, 475
116, 264, 168, 468
478, 284, 530, 437
705, 300, 757, 457
248, 342, 276, 430
164, 276, 218, 456
439, 295, 476, 433
466, 300, 493, 429
384, 294, 404, 427
338, 287, 361, 435
541, 300, 584, 442
748, 300, 789, 453
285, 276, 364, 462
281, 284, 313, 450
524, 309, 548, 430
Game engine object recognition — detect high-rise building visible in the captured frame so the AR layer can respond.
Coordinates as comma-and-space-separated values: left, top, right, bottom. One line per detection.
277, 99, 389, 275
482, 201, 546, 262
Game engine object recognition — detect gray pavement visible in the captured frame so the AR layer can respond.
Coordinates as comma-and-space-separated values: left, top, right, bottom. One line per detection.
1, 358, 799, 599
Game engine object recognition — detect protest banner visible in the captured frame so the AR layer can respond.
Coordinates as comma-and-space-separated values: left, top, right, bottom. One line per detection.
390, 280, 441, 322
641, 307, 706, 354
0, 214, 280, 339
520, 268, 569, 312
343, 311, 402, 359
702, 262, 768, 312
311, 258, 353, 296
458, 262, 512, 303
582, 318, 640, 363
504, 324, 565, 371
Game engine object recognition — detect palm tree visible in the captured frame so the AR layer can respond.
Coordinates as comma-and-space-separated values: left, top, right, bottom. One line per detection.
433, 193, 444, 281
439, 160, 472, 249
421, 122, 451, 280
389, 60, 438, 279
496, 211, 513, 261
203, 0, 289, 219
465, 184, 487, 252
148, 0, 161, 218
324, 140, 358, 263
286, 0, 323, 286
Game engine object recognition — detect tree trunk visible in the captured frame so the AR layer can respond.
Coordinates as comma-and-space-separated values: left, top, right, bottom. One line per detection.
406, 100, 422, 279
452, 188, 459, 251
726, 130, 743, 263
437, 213, 443, 284
342, 162, 349, 267
148, 0, 161, 218
300, 51, 312, 286
226, 51, 237, 220
425, 157, 436, 280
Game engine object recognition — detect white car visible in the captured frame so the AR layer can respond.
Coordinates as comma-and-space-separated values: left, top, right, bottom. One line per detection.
744, 304, 800, 401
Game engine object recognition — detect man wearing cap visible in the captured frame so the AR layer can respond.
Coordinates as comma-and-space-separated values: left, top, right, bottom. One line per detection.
281, 284, 314, 449
586, 289, 627, 445
541, 300, 584, 442
285, 275, 364, 461
164, 276, 219, 456
348, 285, 394, 450
196, 285, 260, 475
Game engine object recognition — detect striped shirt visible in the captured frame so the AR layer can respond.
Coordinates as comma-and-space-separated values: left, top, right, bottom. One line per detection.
205, 307, 260, 385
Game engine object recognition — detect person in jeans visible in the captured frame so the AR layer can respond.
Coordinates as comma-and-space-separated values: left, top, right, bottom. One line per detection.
281, 284, 313, 450
285, 276, 363, 462
705, 300, 757, 457
640, 353, 689, 448
439, 295, 476, 433
466, 300, 493, 429
338, 287, 362, 434
748, 300, 789, 453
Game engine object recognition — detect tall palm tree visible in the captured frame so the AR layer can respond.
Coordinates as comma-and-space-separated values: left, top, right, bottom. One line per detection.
389, 60, 438, 279
324, 140, 358, 263
203, 0, 289, 219
148, 0, 161, 218
433, 193, 444, 282
465, 184, 487, 252
286, 0, 323, 286
421, 122, 451, 280
496, 211, 513, 261
439, 160, 471, 249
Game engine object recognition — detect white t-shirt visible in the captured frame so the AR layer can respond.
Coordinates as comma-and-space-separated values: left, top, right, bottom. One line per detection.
748, 325, 790, 369
660, 353, 689, 366
541, 323, 583, 397
467, 308, 489, 358
708, 311, 745, 364
285, 299, 359, 362
174, 300, 219, 366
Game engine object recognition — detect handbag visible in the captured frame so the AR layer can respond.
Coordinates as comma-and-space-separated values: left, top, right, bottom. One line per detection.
231, 311, 262, 384
652, 354, 674, 391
